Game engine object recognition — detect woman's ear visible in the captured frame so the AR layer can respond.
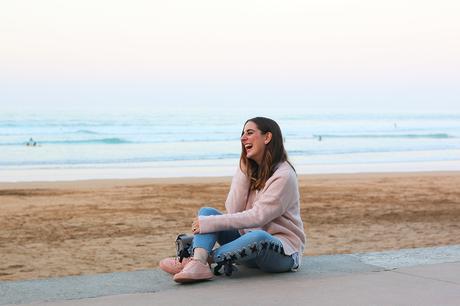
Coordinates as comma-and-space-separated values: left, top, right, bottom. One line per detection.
264, 132, 272, 144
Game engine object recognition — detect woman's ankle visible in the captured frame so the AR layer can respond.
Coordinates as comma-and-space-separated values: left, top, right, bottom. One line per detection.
193, 247, 209, 264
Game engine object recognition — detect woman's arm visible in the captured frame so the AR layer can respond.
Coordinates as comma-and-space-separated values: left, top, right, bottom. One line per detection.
199, 169, 298, 233
224, 167, 250, 214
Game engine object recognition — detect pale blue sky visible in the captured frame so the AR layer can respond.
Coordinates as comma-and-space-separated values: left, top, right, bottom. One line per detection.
1, 0, 459, 112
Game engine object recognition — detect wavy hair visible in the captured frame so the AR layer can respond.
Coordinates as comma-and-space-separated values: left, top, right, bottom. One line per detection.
240, 117, 294, 190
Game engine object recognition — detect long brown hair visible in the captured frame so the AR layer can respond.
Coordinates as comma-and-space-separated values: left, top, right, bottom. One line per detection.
240, 117, 294, 190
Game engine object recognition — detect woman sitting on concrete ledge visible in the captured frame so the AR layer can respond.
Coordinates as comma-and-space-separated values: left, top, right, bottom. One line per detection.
159, 117, 306, 283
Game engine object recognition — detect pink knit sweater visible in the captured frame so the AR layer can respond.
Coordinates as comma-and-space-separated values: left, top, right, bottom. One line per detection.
199, 161, 306, 256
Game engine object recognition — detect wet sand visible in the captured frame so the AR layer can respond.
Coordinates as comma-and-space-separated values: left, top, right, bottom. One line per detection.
1, 172, 460, 281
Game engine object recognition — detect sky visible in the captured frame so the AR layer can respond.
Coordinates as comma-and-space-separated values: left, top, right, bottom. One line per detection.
1, 0, 459, 112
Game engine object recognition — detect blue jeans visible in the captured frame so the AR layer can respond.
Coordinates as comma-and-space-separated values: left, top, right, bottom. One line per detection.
193, 207, 295, 273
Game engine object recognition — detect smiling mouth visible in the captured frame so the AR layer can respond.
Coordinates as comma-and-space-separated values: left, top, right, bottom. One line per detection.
244, 143, 253, 152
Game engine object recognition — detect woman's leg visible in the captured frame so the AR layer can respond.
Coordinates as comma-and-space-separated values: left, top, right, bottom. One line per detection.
173, 207, 240, 283
192, 207, 240, 260
212, 230, 295, 273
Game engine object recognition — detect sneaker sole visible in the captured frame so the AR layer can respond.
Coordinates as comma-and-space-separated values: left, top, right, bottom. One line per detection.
173, 273, 214, 283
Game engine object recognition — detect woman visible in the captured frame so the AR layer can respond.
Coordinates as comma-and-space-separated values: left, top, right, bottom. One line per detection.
160, 117, 306, 283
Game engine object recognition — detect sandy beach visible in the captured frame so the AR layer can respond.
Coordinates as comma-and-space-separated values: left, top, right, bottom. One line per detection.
1, 171, 460, 281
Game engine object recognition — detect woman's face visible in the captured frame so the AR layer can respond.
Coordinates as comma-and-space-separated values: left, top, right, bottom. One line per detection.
241, 121, 271, 165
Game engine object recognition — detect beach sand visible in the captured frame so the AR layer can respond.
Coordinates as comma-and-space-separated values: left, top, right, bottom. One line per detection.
1, 172, 460, 281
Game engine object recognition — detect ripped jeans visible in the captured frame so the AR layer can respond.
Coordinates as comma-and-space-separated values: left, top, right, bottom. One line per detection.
193, 207, 295, 273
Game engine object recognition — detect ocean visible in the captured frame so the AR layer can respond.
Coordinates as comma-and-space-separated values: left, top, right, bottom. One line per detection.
1, 107, 460, 180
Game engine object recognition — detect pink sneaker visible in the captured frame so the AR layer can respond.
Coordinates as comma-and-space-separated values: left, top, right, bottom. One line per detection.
173, 259, 214, 283
159, 257, 193, 275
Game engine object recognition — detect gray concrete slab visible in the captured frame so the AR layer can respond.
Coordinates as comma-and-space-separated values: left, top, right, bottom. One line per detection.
394, 261, 460, 285
0, 254, 383, 305
1, 245, 460, 306
352, 244, 460, 269
10, 262, 460, 306
0, 270, 169, 305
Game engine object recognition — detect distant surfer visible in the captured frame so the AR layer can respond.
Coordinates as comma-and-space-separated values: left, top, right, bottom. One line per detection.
26, 138, 37, 146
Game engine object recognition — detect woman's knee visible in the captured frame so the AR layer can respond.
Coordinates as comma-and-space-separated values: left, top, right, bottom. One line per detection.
198, 207, 222, 217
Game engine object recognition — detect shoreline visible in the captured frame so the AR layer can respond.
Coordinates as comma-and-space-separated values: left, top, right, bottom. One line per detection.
1, 170, 460, 188
2, 159, 460, 183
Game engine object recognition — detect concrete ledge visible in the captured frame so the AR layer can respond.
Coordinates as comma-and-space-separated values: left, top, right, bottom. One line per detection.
352, 245, 460, 269
1, 245, 460, 305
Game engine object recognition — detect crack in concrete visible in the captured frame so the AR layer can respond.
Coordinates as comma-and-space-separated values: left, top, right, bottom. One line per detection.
392, 270, 460, 286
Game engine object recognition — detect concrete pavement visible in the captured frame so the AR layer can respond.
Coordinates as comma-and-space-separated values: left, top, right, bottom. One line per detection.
1, 245, 460, 306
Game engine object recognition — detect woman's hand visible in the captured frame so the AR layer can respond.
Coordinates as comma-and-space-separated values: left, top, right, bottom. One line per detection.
192, 218, 200, 234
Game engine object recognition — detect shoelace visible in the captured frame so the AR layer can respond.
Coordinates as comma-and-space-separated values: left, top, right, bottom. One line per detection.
213, 259, 238, 276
